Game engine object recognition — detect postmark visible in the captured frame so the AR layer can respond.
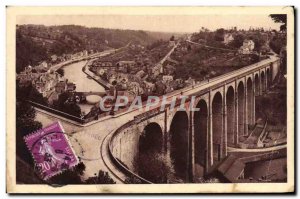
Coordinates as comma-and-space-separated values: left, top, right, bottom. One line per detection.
24, 122, 79, 180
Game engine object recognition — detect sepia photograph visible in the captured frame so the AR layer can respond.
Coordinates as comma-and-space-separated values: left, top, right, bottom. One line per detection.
6, 6, 294, 193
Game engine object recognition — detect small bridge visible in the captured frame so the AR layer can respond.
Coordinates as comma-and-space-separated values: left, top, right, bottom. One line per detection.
77, 92, 106, 97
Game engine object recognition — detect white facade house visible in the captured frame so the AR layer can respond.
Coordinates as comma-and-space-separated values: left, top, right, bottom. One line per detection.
162, 75, 174, 82
223, 33, 234, 45
239, 39, 255, 54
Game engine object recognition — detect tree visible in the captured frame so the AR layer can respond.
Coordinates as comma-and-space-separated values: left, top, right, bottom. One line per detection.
250, 34, 266, 52
16, 101, 42, 165
230, 34, 245, 48
57, 68, 65, 77
49, 162, 86, 184
170, 35, 175, 41
16, 83, 45, 165
28, 86, 49, 105
16, 82, 48, 105
16, 32, 49, 73
135, 151, 176, 183
52, 92, 81, 117
269, 14, 287, 32
214, 28, 225, 41
85, 170, 116, 184
270, 36, 286, 54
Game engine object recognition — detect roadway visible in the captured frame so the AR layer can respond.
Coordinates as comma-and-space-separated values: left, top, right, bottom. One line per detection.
49, 42, 131, 72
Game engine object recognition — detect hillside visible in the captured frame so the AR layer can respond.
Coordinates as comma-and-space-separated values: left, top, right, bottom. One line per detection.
16, 24, 179, 73
146, 31, 185, 41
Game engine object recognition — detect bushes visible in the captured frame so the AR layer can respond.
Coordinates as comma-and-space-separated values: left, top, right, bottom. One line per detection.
135, 151, 176, 183
16, 101, 43, 165
255, 84, 287, 126
230, 34, 245, 48
56, 68, 65, 77
270, 36, 286, 54
16, 32, 49, 73
85, 170, 116, 184
49, 162, 86, 185
16, 82, 48, 105
52, 92, 82, 117
50, 166, 116, 184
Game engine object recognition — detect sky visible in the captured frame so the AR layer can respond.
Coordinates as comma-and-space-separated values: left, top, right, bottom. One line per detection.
17, 15, 282, 33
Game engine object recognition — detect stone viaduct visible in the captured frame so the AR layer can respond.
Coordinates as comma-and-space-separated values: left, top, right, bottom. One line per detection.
108, 56, 280, 182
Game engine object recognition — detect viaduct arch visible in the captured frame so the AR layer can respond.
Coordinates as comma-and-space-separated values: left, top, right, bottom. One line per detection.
246, 77, 253, 128
169, 111, 189, 182
212, 92, 223, 164
261, 71, 266, 93
139, 122, 163, 154
226, 86, 235, 146
194, 99, 208, 178
137, 122, 164, 182
237, 81, 245, 137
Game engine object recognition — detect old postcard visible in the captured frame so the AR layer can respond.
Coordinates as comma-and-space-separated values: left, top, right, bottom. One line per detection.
6, 6, 294, 193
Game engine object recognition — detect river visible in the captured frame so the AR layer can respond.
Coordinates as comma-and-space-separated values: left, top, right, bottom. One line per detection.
62, 60, 106, 114
63, 60, 105, 93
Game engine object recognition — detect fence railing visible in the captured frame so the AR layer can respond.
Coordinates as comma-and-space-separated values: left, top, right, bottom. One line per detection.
28, 100, 85, 124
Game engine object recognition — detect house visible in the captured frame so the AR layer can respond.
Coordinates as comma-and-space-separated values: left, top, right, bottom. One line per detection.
128, 81, 143, 96
115, 73, 129, 86
185, 77, 195, 87
35, 61, 48, 72
169, 40, 176, 47
17, 71, 40, 87
155, 81, 166, 95
90, 61, 114, 73
162, 75, 174, 82
164, 64, 176, 75
175, 78, 185, 89
136, 70, 147, 79
142, 81, 155, 96
108, 73, 117, 85
211, 155, 245, 183
239, 39, 255, 54
117, 61, 136, 68
97, 68, 106, 76
32, 72, 61, 97
223, 33, 234, 45
152, 63, 163, 77
34, 81, 52, 97
166, 57, 179, 65
57, 56, 66, 62
165, 80, 178, 93
117, 65, 128, 73
116, 61, 136, 72
48, 91, 60, 105
65, 54, 72, 60
51, 55, 58, 62
243, 39, 255, 51
116, 90, 135, 104
83, 50, 88, 56
55, 81, 67, 93
67, 83, 76, 92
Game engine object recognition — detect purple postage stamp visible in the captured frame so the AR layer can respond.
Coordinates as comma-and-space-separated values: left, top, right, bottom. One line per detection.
24, 121, 79, 180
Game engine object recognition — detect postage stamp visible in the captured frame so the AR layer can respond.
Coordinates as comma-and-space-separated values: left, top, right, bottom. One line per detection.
24, 122, 79, 180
